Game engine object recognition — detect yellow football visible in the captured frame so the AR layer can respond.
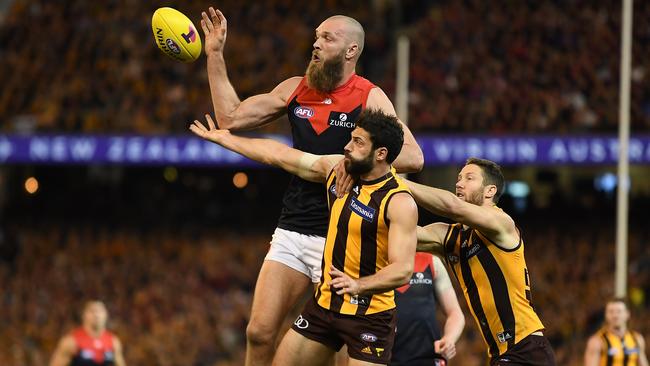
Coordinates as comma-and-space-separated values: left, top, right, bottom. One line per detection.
151, 7, 201, 62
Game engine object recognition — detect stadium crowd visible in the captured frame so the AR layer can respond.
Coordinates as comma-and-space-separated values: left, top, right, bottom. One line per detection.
1, 0, 649, 134
1, 206, 648, 365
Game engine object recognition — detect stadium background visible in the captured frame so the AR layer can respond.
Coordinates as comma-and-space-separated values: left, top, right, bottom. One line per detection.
0, 0, 649, 365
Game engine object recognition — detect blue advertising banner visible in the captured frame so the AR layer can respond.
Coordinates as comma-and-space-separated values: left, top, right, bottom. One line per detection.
0, 134, 649, 166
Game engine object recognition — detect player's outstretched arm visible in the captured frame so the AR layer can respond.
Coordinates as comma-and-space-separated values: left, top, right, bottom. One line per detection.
406, 179, 518, 248
330, 193, 418, 296
200, 7, 300, 131
190, 115, 340, 183
49, 335, 76, 366
584, 335, 602, 366
366, 88, 424, 173
416, 223, 448, 258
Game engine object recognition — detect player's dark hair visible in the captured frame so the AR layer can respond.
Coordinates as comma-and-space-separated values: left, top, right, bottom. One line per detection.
606, 297, 629, 309
355, 109, 403, 164
465, 157, 505, 203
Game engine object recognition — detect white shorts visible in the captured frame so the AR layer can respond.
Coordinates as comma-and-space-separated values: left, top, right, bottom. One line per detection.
265, 227, 325, 283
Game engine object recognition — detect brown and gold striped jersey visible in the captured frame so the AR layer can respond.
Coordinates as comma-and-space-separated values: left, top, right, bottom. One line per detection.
443, 220, 544, 358
599, 329, 642, 366
315, 170, 411, 315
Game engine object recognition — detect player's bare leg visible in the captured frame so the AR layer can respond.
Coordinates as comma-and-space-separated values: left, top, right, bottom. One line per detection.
272, 329, 334, 366
245, 260, 312, 366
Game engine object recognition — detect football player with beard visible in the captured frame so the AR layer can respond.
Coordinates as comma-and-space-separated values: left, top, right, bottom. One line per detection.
190, 109, 418, 366
410, 158, 556, 366
199, 7, 423, 366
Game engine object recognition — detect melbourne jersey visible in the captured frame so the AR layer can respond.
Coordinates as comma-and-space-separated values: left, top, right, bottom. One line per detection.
70, 327, 115, 366
443, 221, 544, 359
279, 74, 375, 236
391, 252, 443, 365
599, 329, 642, 366
315, 170, 411, 315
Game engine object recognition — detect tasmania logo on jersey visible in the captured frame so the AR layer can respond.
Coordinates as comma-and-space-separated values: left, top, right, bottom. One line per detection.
349, 197, 375, 222
294, 106, 315, 118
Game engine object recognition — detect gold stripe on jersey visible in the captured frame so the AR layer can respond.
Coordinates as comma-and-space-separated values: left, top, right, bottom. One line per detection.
599, 329, 640, 366
316, 171, 411, 315
443, 221, 545, 358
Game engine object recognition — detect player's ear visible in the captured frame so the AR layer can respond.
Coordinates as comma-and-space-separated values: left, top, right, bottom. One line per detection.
485, 184, 497, 199
346, 43, 358, 60
375, 147, 388, 162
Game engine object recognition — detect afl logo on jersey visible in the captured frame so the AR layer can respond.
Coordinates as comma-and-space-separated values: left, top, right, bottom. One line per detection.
294, 106, 314, 118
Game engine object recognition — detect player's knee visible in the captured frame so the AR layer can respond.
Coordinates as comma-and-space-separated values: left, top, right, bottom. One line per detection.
246, 319, 277, 346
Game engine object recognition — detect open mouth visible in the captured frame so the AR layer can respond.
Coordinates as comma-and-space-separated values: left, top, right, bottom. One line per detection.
312, 52, 321, 62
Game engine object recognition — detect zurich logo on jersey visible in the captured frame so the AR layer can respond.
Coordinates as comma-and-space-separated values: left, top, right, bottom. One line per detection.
294, 106, 314, 118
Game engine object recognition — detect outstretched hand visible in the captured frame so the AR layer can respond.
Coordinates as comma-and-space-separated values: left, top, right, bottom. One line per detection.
329, 265, 361, 296
189, 114, 230, 143
200, 7, 227, 55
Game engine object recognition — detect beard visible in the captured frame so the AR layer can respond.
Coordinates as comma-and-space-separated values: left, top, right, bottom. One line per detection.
306, 50, 345, 93
344, 152, 374, 176
466, 189, 485, 206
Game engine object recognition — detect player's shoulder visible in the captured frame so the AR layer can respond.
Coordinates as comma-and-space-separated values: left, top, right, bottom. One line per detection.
273, 76, 304, 97
632, 331, 646, 343
386, 189, 417, 216
58, 333, 78, 351
587, 331, 605, 347
351, 74, 376, 88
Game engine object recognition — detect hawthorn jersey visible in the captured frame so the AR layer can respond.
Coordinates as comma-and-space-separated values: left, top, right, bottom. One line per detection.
70, 328, 116, 366
443, 221, 544, 359
598, 329, 642, 366
279, 74, 375, 236
315, 170, 411, 315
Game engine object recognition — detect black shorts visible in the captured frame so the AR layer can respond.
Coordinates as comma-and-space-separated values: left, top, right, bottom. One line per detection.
391, 355, 447, 366
490, 334, 556, 366
292, 296, 397, 364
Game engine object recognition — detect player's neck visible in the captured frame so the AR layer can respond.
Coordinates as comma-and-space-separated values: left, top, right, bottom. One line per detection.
83, 325, 104, 338
335, 67, 356, 88
359, 164, 391, 184
607, 325, 627, 337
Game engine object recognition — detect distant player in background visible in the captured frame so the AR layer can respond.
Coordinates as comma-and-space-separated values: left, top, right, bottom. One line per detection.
49, 300, 126, 366
584, 298, 648, 366
199, 6, 423, 366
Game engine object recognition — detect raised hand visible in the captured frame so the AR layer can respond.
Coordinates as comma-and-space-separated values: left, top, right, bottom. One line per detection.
200, 7, 227, 55
189, 114, 230, 143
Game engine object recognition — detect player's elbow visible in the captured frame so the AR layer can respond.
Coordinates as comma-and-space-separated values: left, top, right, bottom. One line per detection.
410, 150, 424, 172
214, 113, 237, 130
452, 308, 466, 328
396, 261, 414, 286
397, 151, 424, 173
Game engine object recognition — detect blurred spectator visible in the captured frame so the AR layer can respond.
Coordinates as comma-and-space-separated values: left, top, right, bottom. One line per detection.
0, 207, 648, 365
3, 1, 649, 134
381, 0, 650, 133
